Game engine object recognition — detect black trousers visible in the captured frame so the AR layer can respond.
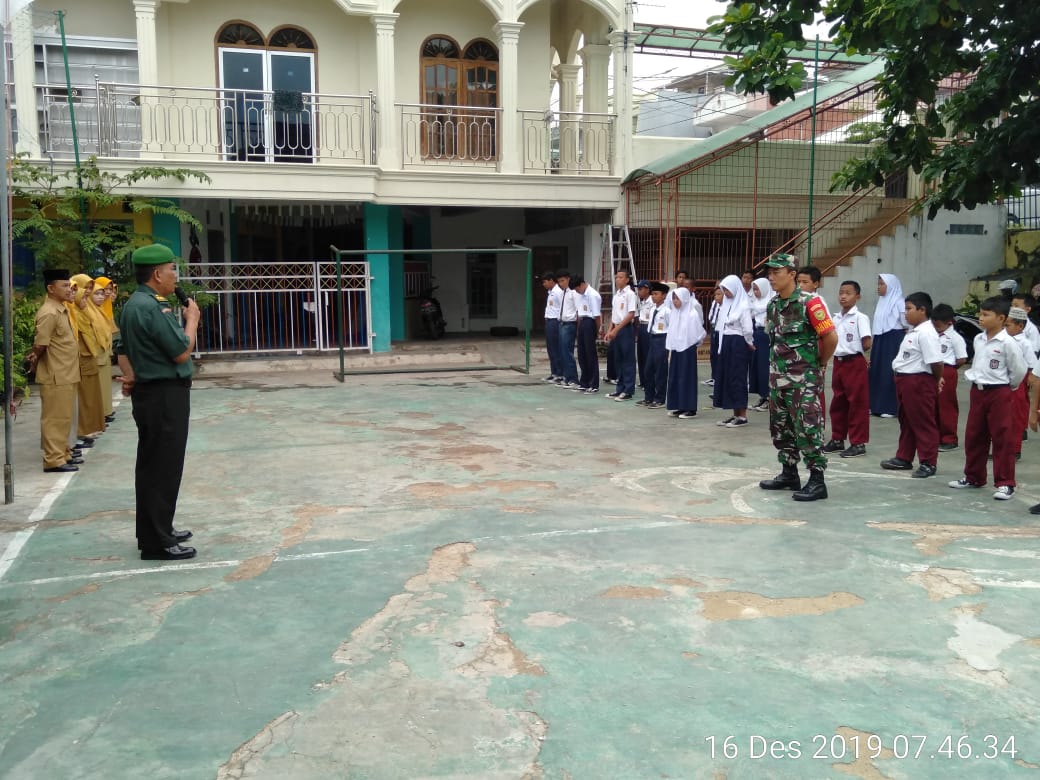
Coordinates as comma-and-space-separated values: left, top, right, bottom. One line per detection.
132, 379, 191, 550
577, 317, 600, 389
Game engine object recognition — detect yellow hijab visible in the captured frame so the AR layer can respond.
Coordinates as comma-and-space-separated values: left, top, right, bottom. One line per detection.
70, 274, 111, 355
94, 276, 116, 322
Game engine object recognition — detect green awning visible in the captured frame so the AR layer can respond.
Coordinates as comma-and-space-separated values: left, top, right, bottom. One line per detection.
623, 58, 886, 184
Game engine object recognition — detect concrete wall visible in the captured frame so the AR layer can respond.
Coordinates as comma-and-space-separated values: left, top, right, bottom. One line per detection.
32, 0, 135, 38
829, 205, 1005, 316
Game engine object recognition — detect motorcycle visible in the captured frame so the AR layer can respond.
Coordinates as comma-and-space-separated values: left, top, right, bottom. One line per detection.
418, 286, 447, 339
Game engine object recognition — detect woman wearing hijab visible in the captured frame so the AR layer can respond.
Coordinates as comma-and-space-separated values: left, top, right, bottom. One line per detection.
748, 277, 775, 413
868, 273, 906, 417
712, 274, 755, 427
666, 286, 706, 419
70, 274, 107, 439
90, 279, 117, 422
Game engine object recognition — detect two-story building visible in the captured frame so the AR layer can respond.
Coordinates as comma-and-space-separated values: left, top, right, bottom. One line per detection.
8, 0, 634, 354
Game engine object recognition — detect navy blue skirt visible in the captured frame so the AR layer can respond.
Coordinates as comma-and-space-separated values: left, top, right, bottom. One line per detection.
713, 333, 750, 409
868, 328, 902, 416
748, 326, 769, 397
667, 346, 699, 412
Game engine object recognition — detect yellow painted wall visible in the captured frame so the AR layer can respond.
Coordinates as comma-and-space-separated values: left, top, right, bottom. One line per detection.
1005, 229, 1040, 270
33, 0, 136, 39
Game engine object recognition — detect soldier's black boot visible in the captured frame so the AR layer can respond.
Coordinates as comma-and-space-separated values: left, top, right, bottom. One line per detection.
792, 469, 828, 501
759, 464, 801, 490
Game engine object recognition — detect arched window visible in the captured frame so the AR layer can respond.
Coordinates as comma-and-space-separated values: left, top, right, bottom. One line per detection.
216, 21, 317, 162
420, 36, 499, 161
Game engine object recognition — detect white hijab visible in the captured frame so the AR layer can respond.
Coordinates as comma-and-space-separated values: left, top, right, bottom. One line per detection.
750, 277, 774, 327
666, 287, 706, 352
716, 274, 752, 352
872, 273, 907, 335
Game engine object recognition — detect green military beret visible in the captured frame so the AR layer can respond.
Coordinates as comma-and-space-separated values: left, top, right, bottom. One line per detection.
764, 252, 797, 270
131, 243, 178, 266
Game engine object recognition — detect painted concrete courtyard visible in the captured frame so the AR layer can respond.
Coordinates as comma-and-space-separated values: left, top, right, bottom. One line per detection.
1, 365, 1039, 779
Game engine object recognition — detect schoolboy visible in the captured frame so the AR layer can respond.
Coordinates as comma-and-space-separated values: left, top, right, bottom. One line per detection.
605, 268, 638, 401
741, 270, 754, 294
949, 297, 1028, 499
880, 292, 944, 478
931, 304, 968, 451
796, 266, 831, 315
636, 280, 653, 389
540, 271, 563, 382
572, 275, 602, 395
1011, 293, 1040, 356
1004, 307, 1036, 459
637, 282, 671, 408
822, 280, 872, 458
705, 286, 723, 386
555, 269, 580, 388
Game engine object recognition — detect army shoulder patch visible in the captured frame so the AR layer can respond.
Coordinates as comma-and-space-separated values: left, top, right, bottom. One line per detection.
806, 296, 835, 336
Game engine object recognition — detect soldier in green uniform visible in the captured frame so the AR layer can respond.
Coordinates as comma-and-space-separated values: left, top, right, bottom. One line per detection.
758, 253, 838, 501
116, 244, 201, 560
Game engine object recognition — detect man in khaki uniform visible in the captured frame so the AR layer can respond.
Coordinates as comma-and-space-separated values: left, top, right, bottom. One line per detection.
28, 269, 81, 472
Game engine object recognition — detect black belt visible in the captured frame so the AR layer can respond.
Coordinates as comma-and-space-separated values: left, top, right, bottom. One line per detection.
834, 354, 864, 362
138, 377, 192, 387
975, 383, 1009, 391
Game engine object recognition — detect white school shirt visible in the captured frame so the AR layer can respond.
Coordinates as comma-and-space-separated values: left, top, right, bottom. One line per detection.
638, 296, 654, 325
559, 287, 579, 322
891, 319, 943, 374
832, 305, 871, 357
1012, 331, 1038, 372
544, 284, 563, 320
721, 306, 754, 346
1024, 319, 1040, 355
965, 329, 1027, 389
579, 287, 602, 318
648, 302, 670, 335
937, 327, 968, 367
612, 285, 638, 325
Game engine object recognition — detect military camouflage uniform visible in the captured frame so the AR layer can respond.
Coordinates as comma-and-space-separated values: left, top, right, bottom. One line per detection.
767, 289, 831, 470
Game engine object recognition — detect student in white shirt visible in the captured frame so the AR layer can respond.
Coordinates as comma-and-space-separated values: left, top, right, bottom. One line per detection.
1011, 293, 1040, 356
705, 286, 723, 387
605, 269, 639, 401
637, 282, 672, 408
571, 275, 602, 394
635, 281, 654, 390
931, 303, 969, 451
1004, 307, 1037, 461
540, 271, 563, 382
880, 291, 944, 478
748, 278, 774, 411
555, 269, 580, 387
823, 280, 872, 458
712, 274, 755, 428
869, 273, 907, 417
949, 297, 1028, 499
665, 287, 706, 418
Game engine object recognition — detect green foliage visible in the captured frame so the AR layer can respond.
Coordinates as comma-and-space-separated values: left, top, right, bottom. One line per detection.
843, 121, 885, 144
707, 0, 1040, 218
0, 291, 46, 397
11, 154, 211, 285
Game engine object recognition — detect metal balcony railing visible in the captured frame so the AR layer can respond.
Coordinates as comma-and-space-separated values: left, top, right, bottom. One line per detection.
521, 110, 615, 175
40, 82, 375, 165
398, 102, 501, 167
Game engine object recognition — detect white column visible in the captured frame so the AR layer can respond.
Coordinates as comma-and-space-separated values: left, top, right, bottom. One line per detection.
609, 28, 633, 182
494, 21, 523, 174
133, 0, 160, 157
371, 13, 399, 169
579, 43, 610, 114
11, 3, 39, 157
553, 63, 580, 171
133, 0, 160, 85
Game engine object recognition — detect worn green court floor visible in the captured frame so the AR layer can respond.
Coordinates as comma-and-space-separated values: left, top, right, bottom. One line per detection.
1, 369, 1039, 779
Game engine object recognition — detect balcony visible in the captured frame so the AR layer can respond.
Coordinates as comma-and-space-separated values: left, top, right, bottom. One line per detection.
38, 82, 617, 178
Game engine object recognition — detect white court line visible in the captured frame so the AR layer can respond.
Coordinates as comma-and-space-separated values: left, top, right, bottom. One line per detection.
0, 396, 124, 584
2, 518, 699, 589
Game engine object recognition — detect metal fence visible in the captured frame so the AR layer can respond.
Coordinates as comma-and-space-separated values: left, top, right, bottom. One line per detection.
40, 81, 375, 164
520, 110, 615, 174
1007, 188, 1040, 229
399, 102, 500, 167
181, 260, 371, 356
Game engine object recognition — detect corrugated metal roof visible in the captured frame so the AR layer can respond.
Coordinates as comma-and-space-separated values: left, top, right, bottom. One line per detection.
622, 58, 886, 184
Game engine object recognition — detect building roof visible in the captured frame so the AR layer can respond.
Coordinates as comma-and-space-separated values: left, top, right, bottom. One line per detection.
622, 58, 886, 184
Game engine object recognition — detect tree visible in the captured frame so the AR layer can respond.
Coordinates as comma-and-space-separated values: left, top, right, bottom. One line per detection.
10, 154, 211, 282
708, 0, 1040, 217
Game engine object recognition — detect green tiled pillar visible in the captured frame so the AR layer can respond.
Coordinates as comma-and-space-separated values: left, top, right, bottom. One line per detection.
363, 203, 403, 352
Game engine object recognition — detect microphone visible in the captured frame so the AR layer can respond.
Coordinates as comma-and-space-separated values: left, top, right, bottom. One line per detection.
173, 286, 191, 307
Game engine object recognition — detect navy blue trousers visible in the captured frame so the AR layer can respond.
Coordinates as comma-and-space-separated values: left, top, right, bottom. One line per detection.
544, 318, 562, 377
709, 330, 720, 380
558, 320, 578, 383
636, 324, 650, 387
577, 317, 600, 389
615, 322, 637, 395
643, 334, 668, 403
748, 326, 770, 399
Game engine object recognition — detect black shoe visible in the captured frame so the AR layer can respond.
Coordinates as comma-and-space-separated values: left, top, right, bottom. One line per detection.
822, 439, 845, 453
938, 442, 958, 452
880, 457, 913, 470
911, 463, 937, 478
1030, 503, 1040, 515
67, 456, 84, 465
792, 469, 828, 501
75, 439, 95, 449
760, 466, 801, 490
44, 464, 78, 473
105, 414, 115, 423
840, 444, 866, 458
140, 544, 196, 561
172, 528, 193, 543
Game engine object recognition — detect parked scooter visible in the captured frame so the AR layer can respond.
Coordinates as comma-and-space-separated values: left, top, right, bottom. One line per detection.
418, 286, 447, 339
